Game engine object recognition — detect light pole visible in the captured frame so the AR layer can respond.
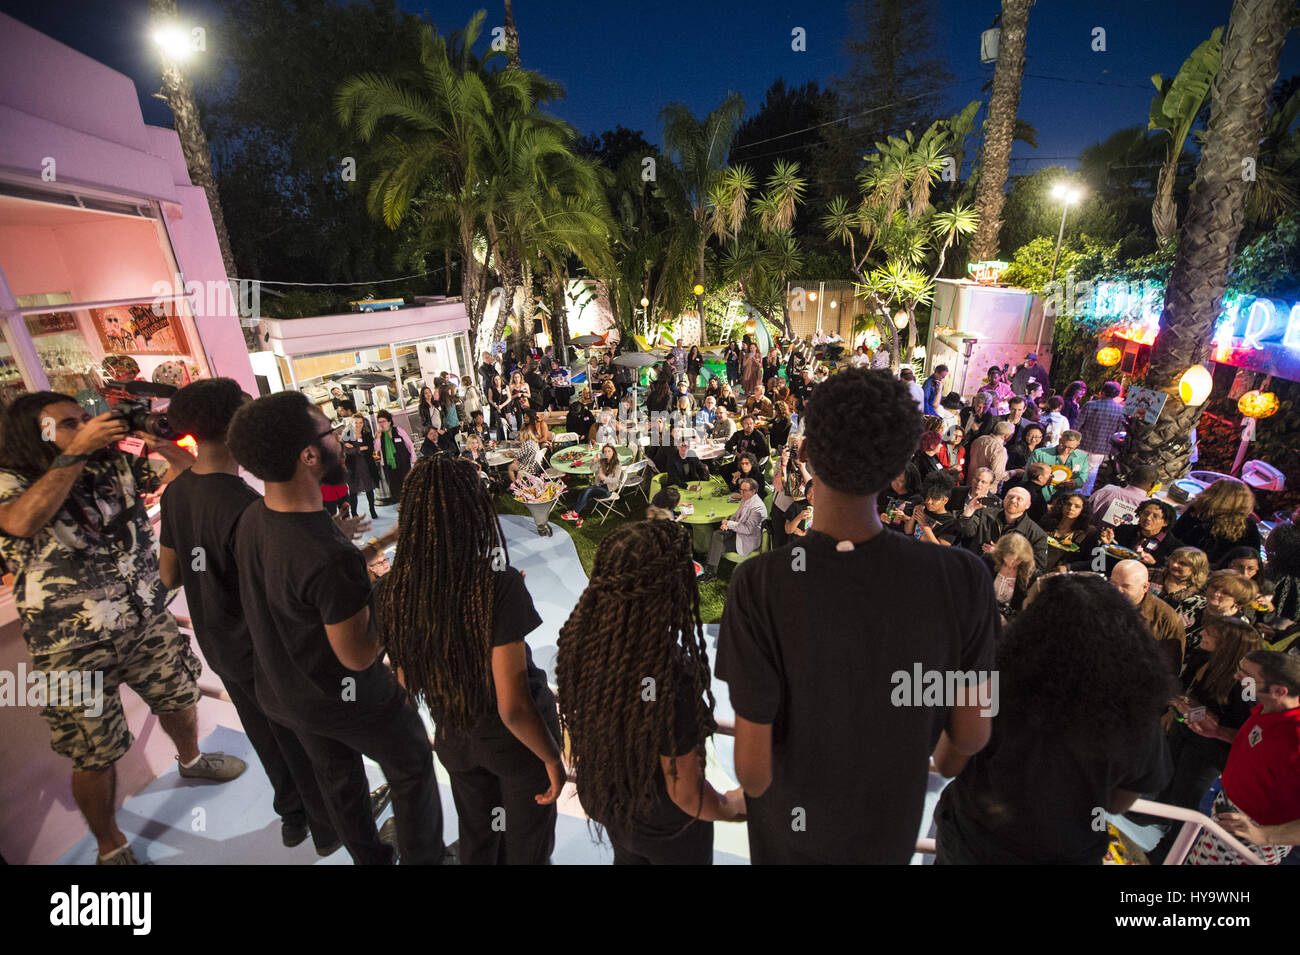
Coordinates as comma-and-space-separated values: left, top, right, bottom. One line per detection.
1048, 183, 1082, 283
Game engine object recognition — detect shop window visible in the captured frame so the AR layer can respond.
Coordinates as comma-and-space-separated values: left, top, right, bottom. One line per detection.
0, 325, 25, 407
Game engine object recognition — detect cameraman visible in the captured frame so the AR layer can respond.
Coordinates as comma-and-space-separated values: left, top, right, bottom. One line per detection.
0, 392, 246, 865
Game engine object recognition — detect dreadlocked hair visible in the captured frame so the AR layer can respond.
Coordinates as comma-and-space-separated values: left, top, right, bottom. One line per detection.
379, 454, 505, 734
555, 519, 715, 836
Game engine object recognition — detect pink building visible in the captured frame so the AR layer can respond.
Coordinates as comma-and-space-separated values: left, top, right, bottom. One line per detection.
0, 12, 255, 864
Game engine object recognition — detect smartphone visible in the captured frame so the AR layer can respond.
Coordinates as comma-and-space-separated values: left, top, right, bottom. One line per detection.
1188, 706, 1207, 723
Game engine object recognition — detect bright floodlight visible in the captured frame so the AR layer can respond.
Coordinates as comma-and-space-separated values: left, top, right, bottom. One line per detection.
1053, 183, 1082, 204
153, 25, 192, 61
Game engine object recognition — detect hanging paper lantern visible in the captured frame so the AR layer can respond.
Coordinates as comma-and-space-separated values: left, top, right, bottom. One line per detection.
1095, 346, 1122, 366
893, 310, 909, 329
1237, 390, 1279, 419
693, 284, 705, 296
502, 326, 513, 337
1178, 364, 1213, 406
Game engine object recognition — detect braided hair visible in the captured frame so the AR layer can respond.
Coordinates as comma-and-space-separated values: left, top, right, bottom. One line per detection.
379, 454, 506, 733
555, 520, 715, 835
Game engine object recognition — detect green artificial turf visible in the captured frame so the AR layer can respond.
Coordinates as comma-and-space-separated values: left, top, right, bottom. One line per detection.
495, 490, 732, 624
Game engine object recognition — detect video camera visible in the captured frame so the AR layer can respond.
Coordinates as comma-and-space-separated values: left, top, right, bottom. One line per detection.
105, 380, 181, 443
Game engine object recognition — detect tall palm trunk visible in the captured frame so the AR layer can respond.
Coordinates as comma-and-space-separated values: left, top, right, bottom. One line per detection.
968, 0, 1033, 262
1152, 161, 1179, 248
1122, 0, 1291, 482
503, 0, 520, 68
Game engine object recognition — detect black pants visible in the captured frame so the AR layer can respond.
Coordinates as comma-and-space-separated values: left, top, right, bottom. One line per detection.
222, 673, 339, 852
348, 488, 376, 517
609, 820, 713, 865
294, 694, 446, 865
1139, 723, 1230, 862
435, 712, 560, 865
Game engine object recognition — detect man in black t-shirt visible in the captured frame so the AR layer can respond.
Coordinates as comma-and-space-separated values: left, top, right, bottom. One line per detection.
228, 391, 447, 865
159, 379, 342, 854
717, 369, 997, 864
720, 416, 770, 485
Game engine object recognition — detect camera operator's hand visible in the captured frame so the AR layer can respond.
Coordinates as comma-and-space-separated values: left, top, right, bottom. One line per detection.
67, 413, 129, 456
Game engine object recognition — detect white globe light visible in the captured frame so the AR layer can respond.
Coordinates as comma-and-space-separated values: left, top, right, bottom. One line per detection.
893, 311, 909, 329
829, 299, 838, 309
1178, 364, 1213, 406
153, 26, 193, 61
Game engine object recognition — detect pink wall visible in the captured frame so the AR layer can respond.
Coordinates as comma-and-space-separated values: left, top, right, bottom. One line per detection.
0, 11, 255, 393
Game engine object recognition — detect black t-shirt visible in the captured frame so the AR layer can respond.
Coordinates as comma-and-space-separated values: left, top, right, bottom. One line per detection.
919, 507, 961, 545
372, 566, 553, 739
611, 668, 715, 842
936, 714, 1170, 864
716, 529, 998, 864
232, 501, 401, 730
158, 470, 261, 680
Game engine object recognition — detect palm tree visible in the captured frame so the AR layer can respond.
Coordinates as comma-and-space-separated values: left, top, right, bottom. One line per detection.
1149, 29, 1224, 248
1123, 0, 1293, 483
336, 12, 554, 347
968, 0, 1034, 262
660, 93, 746, 343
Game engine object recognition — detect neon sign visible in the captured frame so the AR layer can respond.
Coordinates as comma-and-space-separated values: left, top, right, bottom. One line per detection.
1088, 281, 1300, 380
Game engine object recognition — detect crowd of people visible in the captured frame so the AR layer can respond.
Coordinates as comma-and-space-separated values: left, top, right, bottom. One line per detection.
1, 333, 1298, 867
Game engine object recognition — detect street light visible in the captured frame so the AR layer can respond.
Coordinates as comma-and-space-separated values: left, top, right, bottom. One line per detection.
1049, 183, 1083, 283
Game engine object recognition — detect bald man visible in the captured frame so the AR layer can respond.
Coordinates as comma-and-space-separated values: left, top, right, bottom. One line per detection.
955, 484, 1049, 571
1111, 559, 1185, 675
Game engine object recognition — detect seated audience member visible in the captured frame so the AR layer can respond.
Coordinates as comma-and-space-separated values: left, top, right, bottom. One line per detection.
1005, 422, 1045, 472
1141, 616, 1267, 863
1172, 479, 1263, 566
967, 421, 1016, 489
934, 574, 1173, 864
721, 415, 770, 483
1040, 492, 1090, 570
646, 486, 682, 521
879, 463, 924, 527
466, 409, 493, 445
939, 424, 966, 481
1082, 499, 1183, 576
694, 396, 718, 437
768, 401, 793, 449
667, 441, 710, 488
561, 444, 623, 529
566, 398, 595, 445
744, 386, 774, 421
461, 432, 491, 477
589, 409, 619, 446
507, 424, 544, 484
905, 473, 961, 546
983, 532, 1036, 622
375, 456, 564, 864
556, 520, 744, 865
1026, 429, 1088, 500
1089, 465, 1160, 529
524, 409, 554, 449
716, 369, 998, 864
954, 485, 1049, 572
913, 431, 947, 479
1185, 651, 1300, 866
702, 477, 767, 580
948, 467, 996, 514
1110, 559, 1186, 676
712, 407, 737, 443
726, 452, 766, 500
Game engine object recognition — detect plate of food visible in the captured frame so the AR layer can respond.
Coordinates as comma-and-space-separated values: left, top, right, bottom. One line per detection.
1104, 544, 1141, 560
1049, 464, 1074, 485
1050, 538, 1080, 552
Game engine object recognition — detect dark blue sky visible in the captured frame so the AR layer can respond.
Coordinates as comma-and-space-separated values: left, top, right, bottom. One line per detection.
3, 0, 1296, 174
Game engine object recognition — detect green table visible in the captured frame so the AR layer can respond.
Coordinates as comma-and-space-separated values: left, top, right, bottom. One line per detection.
549, 444, 636, 476
650, 472, 740, 551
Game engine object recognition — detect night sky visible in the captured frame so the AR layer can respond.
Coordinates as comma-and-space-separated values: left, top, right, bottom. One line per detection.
2, 0, 1297, 173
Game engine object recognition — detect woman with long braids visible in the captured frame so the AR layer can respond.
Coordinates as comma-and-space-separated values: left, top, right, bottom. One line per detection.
556, 520, 745, 865
376, 455, 565, 864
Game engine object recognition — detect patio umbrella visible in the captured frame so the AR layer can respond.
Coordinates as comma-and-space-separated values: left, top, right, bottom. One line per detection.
334, 372, 394, 387
570, 334, 604, 347
612, 352, 661, 368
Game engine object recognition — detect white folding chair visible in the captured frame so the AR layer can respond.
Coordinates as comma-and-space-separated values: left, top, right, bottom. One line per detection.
591, 468, 639, 524
621, 458, 654, 503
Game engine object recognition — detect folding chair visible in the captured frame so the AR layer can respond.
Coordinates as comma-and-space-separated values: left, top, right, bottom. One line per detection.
723, 517, 772, 569
590, 468, 638, 524
621, 458, 654, 504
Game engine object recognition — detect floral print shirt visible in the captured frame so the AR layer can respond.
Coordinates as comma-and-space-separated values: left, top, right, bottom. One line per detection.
0, 455, 167, 655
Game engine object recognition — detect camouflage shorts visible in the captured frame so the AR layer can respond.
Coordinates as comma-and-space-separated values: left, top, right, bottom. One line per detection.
31, 612, 202, 772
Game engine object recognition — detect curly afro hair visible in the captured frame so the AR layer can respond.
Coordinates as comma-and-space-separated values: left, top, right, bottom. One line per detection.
803, 368, 923, 495
227, 391, 320, 482
1000, 574, 1174, 749
165, 377, 248, 442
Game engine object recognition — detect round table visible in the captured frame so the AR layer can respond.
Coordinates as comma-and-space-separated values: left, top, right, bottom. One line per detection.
548, 444, 636, 476
485, 447, 517, 468
693, 439, 730, 462
650, 472, 740, 551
